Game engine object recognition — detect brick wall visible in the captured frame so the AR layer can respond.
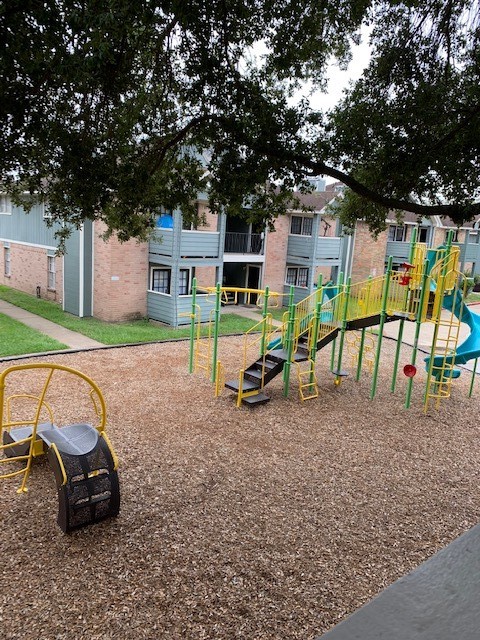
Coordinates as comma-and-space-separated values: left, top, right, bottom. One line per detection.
262, 215, 289, 294
350, 222, 388, 281
198, 204, 219, 230
195, 266, 217, 288
1, 242, 63, 303
93, 223, 148, 322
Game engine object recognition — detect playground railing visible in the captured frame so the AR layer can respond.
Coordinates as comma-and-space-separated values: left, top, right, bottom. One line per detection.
241, 314, 274, 375
191, 305, 214, 375
311, 290, 345, 348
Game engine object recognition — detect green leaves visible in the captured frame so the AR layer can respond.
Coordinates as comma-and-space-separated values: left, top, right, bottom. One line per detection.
1, 1, 479, 243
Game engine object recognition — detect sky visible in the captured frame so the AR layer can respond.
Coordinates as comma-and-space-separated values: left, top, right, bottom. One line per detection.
297, 27, 372, 112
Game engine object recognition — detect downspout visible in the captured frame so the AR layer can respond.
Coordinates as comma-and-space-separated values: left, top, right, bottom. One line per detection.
79, 224, 84, 317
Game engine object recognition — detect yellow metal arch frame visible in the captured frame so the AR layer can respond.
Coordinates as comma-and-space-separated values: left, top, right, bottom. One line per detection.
0, 363, 108, 493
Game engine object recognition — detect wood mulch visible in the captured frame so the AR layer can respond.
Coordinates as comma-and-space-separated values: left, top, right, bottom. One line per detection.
1, 335, 479, 639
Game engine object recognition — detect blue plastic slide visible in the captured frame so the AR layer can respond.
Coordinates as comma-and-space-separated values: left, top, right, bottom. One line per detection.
425, 290, 480, 376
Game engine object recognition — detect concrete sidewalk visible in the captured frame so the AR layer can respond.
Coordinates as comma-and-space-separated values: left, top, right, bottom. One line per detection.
0, 300, 104, 350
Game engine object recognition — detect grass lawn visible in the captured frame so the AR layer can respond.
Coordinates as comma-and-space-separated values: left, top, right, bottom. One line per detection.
0, 286, 258, 348
0, 313, 68, 357
466, 292, 480, 304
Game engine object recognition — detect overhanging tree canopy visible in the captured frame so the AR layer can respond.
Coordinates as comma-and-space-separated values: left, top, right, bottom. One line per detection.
1, 0, 479, 243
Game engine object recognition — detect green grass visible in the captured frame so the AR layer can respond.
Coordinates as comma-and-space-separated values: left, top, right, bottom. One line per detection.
0, 285, 257, 347
0, 313, 68, 356
465, 292, 480, 304
255, 307, 288, 322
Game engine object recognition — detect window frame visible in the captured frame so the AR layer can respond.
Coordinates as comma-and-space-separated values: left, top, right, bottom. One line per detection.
150, 267, 171, 294
42, 202, 52, 220
4, 247, 11, 277
388, 225, 407, 242
47, 255, 56, 290
285, 266, 310, 288
149, 267, 192, 295
0, 194, 12, 215
290, 215, 313, 236
178, 268, 190, 295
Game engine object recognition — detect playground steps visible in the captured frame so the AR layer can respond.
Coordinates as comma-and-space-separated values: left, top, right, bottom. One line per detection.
3, 423, 120, 533
241, 392, 271, 406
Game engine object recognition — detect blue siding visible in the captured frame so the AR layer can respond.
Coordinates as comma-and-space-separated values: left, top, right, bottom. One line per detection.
180, 231, 221, 257
288, 235, 343, 262
461, 243, 480, 263
64, 232, 80, 315
283, 285, 310, 305
176, 294, 214, 325
0, 202, 60, 247
83, 221, 93, 316
386, 241, 411, 261
287, 235, 314, 260
147, 291, 176, 324
147, 291, 215, 326
314, 237, 343, 261
149, 230, 221, 260
149, 231, 173, 257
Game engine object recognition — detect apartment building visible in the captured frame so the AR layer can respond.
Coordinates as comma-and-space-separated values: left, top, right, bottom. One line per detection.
1, 187, 479, 326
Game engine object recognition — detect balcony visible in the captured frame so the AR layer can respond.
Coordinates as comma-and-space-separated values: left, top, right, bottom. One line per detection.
224, 232, 263, 255
287, 235, 343, 263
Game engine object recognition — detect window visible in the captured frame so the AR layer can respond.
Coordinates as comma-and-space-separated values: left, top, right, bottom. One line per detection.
0, 195, 12, 215
182, 205, 200, 230
42, 203, 52, 219
285, 266, 309, 287
47, 256, 56, 290
450, 229, 459, 242
4, 247, 11, 276
416, 226, 429, 243
290, 215, 313, 236
179, 269, 190, 295
150, 267, 190, 295
151, 268, 171, 293
388, 225, 407, 242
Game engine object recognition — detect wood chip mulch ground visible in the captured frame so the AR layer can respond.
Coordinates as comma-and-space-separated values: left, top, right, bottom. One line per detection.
1, 334, 479, 639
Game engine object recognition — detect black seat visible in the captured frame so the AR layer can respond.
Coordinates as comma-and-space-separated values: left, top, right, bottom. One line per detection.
39, 423, 99, 456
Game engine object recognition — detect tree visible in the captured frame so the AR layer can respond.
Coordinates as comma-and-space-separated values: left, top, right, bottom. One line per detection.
1, 0, 479, 245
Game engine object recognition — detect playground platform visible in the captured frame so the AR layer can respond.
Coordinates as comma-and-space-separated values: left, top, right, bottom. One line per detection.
319, 522, 480, 639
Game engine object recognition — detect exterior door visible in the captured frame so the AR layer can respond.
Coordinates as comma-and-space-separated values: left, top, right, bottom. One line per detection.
246, 264, 261, 304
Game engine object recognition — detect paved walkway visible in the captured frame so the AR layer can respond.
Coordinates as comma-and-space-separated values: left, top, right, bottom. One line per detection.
1, 299, 480, 366
0, 300, 104, 350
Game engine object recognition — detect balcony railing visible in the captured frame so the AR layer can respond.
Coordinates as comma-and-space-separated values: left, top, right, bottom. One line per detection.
224, 232, 263, 254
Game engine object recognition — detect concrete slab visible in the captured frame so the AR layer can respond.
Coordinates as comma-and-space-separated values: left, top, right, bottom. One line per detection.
319, 523, 480, 640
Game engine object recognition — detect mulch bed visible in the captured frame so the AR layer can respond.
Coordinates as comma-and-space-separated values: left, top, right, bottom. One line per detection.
1, 335, 479, 639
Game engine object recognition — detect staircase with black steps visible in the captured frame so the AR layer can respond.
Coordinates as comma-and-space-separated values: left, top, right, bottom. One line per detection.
225, 343, 310, 406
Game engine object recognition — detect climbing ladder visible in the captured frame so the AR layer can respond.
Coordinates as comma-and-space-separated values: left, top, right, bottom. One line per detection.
0, 364, 120, 533
424, 247, 463, 410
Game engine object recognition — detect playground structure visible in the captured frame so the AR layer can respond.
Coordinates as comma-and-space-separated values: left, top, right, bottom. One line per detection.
188, 230, 480, 410
0, 363, 120, 533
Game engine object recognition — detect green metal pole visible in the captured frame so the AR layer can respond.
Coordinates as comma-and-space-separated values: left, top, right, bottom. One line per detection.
211, 282, 221, 383
391, 319, 405, 392
334, 276, 351, 383
370, 256, 393, 399
356, 328, 366, 381
405, 259, 430, 408
309, 275, 323, 384
330, 272, 343, 371
469, 360, 478, 398
283, 286, 296, 397
260, 285, 270, 356
188, 277, 197, 374
391, 231, 418, 392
